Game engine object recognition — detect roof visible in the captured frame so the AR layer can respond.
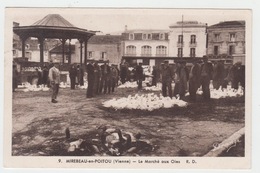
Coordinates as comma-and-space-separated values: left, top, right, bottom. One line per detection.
169, 21, 206, 28
123, 29, 169, 33
88, 35, 122, 44
50, 44, 75, 53
32, 14, 75, 27
13, 14, 97, 40
209, 21, 245, 28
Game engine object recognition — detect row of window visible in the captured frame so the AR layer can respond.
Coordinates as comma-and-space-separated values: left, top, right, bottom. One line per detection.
213, 45, 236, 56
128, 33, 197, 43
177, 35, 196, 44
126, 45, 167, 55
129, 33, 166, 40
214, 33, 237, 42
24, 44, 43, 50
126, 45, 196, 57
88, 51, 107, 60
176, 48, 196, 57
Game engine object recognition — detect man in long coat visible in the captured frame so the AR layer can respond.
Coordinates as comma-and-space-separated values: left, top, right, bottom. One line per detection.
93, 62, 101, 95
189, 59, 201, 102
69, 64, 77, 89
161, 60, 174, 98
49, 63, 61, 103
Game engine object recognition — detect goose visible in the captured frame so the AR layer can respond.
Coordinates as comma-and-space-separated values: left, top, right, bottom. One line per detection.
67, 139, 84, 152
100, 129, 132, 155
112, 133, 132, 155
126, 134, 159, 154
78, 139, 100, 155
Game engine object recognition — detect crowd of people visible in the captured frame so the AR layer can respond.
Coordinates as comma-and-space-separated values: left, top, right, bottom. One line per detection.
85, 62, 119, 98
160, 58, 245, 102
12, 58, 245, 104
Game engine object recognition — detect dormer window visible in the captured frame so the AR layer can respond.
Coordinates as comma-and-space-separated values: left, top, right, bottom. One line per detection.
159, 33, 165, 40
230, 33, 236, 42
25, 44, 30, 49
142, 33, 152, 40
129, 33, 134, 40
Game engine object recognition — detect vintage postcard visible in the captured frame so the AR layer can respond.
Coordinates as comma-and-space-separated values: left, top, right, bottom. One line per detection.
4, 8, 251, 169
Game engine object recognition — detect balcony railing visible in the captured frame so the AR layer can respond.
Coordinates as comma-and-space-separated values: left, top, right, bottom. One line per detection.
177, 42, 184, 47
141, 54, 152, 57
189, 42, 197, 47
124, 53, 137, 56
155, 54, 167, 57
177, 54, 183, 57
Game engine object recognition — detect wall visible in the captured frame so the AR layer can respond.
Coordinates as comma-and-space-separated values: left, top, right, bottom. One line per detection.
168, 27, 207, 57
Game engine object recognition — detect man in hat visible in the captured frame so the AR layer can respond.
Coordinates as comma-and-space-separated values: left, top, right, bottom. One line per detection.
161, 60, 174, 98
48, 63, 61, 103
189, 58, 201, 102
200, 57, 213, 100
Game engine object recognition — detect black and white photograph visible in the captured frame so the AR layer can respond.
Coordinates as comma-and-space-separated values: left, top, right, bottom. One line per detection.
3, 7, 252, 169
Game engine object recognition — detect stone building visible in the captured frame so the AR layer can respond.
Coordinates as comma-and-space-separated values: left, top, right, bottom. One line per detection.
207, 21, 245, 64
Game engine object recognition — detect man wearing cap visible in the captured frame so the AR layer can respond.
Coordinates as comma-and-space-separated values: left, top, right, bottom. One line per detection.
161, 60, 174, 98
48, 63, 61, 103
189, 59, 201, 102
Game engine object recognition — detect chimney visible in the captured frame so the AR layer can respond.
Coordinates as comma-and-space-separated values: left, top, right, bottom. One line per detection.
13, 22, 19, 27
125, 25, 128, 31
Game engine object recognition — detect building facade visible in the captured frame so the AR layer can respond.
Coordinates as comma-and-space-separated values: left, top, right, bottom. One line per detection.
122, 29, 170, 67
49, 44, 76, 63
168, 21, 207, 58
207, 21, 245, 64
75, 35, 122, 65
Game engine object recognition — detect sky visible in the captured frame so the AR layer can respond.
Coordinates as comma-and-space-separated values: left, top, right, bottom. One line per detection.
7, 8, 249, 35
